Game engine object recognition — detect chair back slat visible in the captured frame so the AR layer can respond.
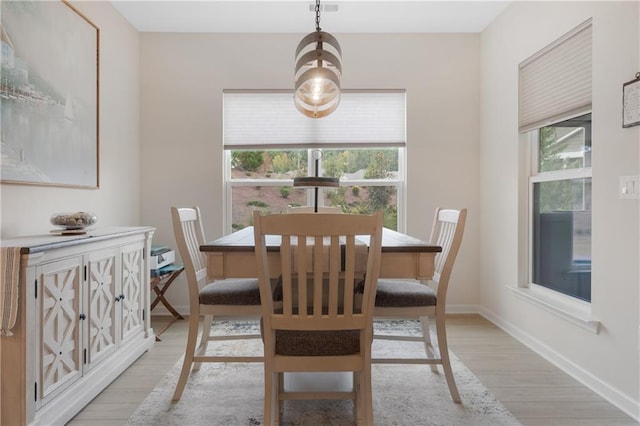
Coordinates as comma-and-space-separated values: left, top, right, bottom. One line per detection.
434, 221, 455, 275
294, 236, 308, 315
342, 235, 357, 317
171, 206, 208, 310
281, 236, 293, 316
254, 211, 383, 333
185, 221, 206, 273
327, 236, 339, 316
428, 208, 467, 303
312, 236, 324, 316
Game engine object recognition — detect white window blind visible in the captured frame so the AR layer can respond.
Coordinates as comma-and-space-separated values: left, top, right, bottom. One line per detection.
223, 90, 406, 149
519, 20, 592, 133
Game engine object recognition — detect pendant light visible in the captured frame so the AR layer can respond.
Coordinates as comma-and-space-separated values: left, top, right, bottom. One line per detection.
294, 0, 342, 118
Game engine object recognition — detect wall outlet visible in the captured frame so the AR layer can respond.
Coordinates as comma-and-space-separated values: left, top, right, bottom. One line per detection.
619, 175, 640, 199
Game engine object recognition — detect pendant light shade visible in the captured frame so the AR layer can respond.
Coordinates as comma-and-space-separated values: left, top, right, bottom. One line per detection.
294, 2, 342, 118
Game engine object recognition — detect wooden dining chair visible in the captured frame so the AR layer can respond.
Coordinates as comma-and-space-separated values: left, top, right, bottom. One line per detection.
371, 208, 467, 403
253, 210, 383, 425
286, 205, 342, 213
170, 206, 263, 401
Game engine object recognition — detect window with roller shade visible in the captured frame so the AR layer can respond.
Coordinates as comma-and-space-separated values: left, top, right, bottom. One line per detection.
223, 90, 406, 233
520, 20, 592, 302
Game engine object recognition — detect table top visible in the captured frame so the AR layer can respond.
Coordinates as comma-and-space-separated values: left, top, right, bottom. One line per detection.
200, 226, 441, 254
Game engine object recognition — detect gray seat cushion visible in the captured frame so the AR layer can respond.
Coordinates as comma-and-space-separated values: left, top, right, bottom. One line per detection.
199, 278, 261, 305
375, 279, 437, 308
274, 329, 360, 356
260, 313, 361, 356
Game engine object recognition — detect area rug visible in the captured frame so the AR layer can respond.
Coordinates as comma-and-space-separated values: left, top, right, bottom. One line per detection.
127, 320, 521, 426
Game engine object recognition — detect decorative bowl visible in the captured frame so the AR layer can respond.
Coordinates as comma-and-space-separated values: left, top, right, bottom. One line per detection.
50, 212, 98, 230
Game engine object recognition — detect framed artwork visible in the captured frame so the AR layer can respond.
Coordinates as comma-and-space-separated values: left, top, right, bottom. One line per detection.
623, 73, 640, 128
1, 0, 99, 188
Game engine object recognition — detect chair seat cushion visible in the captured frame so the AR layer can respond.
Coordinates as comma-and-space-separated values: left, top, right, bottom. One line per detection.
199, 278, 261, 305
375, 279, 437, 308
260, 315, 360, 356
274, 329, 360, 356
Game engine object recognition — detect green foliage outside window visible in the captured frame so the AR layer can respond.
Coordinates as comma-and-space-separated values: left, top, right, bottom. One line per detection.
322, 151, 351, 178
537, 118, 590, 212
364, 152, 394, 212
271, 152, 292, 174
323, 149, 398, 176
247, 200, 268, 208
230, 148, 401, 231
279, 187, 291, 198
232, 151, 264, 171
539, 127, 583, 172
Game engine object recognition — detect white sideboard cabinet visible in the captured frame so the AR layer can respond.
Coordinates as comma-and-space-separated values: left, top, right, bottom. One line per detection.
0, 227, 156, 426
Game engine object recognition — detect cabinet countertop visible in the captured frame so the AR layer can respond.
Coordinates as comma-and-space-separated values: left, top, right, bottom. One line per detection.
1, 226, 155, 254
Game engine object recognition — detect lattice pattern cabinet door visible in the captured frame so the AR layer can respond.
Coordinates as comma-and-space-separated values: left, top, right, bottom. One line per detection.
120, 242, 144, 344
37, 256, 83, 409
86, 248, 117, 370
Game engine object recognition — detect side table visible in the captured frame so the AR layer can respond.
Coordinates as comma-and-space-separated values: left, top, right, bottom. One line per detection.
150, 263, 185, 341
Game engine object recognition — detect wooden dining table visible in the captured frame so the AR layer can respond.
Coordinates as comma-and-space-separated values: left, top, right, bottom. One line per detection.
200, 226, 441, 281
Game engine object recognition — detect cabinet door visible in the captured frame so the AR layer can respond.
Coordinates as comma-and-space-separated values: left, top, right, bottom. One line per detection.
37, 256, 83, 408
120, 242, 144, 343
85, 248, 117, 370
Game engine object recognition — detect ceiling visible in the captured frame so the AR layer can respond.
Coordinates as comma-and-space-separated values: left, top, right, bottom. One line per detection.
110, 1, 511, 33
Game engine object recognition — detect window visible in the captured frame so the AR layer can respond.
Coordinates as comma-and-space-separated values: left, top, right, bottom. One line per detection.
529, 114, 592, 301
519, 19, 593, 305
226, 147, 403, 231
223, 90, 406, 233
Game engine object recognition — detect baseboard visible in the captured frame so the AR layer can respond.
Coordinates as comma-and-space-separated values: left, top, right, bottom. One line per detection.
479, 306, 640, 422
444, 304, 480, 314
151, 305, 189, 317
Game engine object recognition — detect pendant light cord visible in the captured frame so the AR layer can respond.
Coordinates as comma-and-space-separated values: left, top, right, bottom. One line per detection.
315, 0, 321, 31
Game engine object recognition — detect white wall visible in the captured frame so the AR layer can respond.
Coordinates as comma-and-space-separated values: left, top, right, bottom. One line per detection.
138, 33, 482, 313
0, 1, 141, 238
480, 1, 639, 418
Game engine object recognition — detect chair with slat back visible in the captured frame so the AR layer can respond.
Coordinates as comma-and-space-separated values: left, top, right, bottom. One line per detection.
170, 206, 263, 402
372, 208, 467, 403
253, 210, 383, 425
286, 205, 342, 213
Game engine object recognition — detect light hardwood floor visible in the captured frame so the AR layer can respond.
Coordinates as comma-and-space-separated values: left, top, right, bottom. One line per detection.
67, 314, 638, 425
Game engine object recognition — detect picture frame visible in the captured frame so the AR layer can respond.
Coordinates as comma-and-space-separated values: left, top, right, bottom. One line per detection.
622, 72, 640, 128
0, 0, 99, 188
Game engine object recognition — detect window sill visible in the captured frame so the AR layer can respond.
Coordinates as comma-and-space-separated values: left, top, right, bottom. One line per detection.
511, 285, 601, 334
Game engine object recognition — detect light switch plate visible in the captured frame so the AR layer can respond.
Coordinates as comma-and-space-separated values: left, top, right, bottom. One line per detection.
619, 175, 640, 199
